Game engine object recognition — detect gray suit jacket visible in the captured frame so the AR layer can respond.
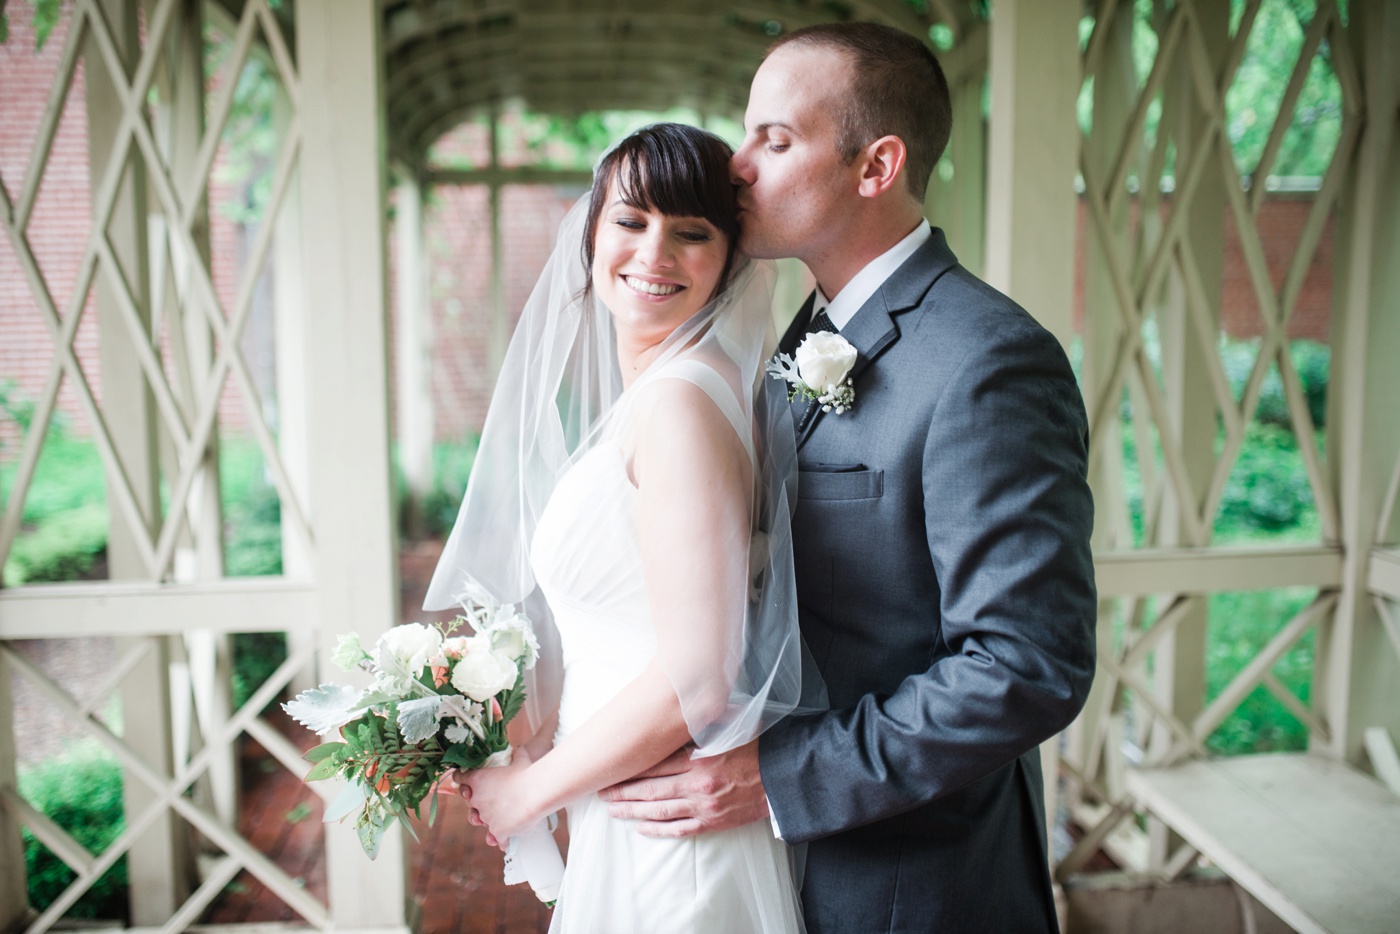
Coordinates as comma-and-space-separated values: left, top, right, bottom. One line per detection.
759, 228, 1096, 933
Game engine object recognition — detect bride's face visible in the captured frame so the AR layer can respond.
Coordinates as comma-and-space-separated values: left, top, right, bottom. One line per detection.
591, 176, 729, 346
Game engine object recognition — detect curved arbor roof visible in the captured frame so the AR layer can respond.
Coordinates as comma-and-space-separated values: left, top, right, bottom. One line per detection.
381, 0, 965, 161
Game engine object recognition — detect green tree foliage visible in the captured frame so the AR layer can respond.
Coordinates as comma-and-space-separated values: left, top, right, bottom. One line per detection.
1226, 0, 1345, 178
1080, 0, 1344, 182
19, 743, 129, 920
0, 0, 62, 49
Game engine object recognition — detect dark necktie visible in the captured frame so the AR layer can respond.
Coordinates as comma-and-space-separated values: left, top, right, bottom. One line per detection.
809, 307, 839, 335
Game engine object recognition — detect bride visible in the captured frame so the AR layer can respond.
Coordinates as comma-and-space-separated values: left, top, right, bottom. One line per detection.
423, 123, 813, 932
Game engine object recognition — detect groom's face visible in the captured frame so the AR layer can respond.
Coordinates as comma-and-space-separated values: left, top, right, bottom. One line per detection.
731, 45, 859, 262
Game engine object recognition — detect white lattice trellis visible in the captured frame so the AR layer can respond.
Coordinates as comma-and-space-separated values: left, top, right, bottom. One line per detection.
0, 0, 403, 929
1059, 0, 1383, 879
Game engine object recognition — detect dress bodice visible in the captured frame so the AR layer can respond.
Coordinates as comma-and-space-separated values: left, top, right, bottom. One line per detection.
525, 356, 804, 934
530, 434, 654, 739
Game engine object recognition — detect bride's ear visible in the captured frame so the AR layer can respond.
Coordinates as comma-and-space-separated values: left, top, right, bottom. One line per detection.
855, 135, 908, 200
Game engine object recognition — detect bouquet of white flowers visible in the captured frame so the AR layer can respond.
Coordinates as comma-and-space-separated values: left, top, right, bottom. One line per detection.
283, 590, 563, 902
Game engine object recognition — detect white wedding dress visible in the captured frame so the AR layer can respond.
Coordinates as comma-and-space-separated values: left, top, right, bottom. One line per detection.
529, 358, 804, 934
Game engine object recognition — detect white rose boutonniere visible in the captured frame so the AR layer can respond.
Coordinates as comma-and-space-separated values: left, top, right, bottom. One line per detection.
766, 331, 858, 414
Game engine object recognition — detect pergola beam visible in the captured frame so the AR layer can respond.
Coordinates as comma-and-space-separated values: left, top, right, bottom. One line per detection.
1370, 548, 1400, 603
380, 0, 953, 158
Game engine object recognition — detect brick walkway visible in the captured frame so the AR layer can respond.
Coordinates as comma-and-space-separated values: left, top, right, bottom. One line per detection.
203, 540, 558, 933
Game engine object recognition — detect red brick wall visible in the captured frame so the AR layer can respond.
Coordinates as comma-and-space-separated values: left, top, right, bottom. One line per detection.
1071, 194, 1333, 343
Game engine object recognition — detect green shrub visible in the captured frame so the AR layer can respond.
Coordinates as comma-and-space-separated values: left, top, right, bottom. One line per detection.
220, 438, 283, 577
1206, 588, 1316, 755
0, 378, 37, 441
232, 631, 289, 711
1216, 422, 1318, 537
1219, 337, 1329, 430
4, 503, 107, 585
399, 438, 479, 540
18, 741, 129, 921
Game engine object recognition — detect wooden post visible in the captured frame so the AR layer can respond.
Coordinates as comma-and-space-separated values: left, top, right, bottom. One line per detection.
395, 168, 434, 534
271, 76, 318, 697
489, 106, 508, 380
296, 0, 410, 927
156, 0, 238, 833
1070, 0, 1136, 824
0, 656, 25, 928
984, 0, 1081, 853
87, 0, 192, 921
930, 66, 987, 278
984, 0, 1080, 347
1146, 0, 1229, 869
1319, 0, 1400, 764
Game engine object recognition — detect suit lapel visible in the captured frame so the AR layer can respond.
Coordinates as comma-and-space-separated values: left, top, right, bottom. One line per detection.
793, 227, 961, 451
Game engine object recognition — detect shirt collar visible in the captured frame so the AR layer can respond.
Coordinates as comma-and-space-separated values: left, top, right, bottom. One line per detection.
814, 222, 931, 330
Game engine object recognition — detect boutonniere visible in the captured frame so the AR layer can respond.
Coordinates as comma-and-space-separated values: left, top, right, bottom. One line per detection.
766, 331, 858, 414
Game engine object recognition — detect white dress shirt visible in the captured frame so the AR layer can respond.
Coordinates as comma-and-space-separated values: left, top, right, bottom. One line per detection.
812, 221, 931, 329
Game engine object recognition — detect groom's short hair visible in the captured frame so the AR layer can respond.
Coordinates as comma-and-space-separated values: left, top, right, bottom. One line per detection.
769, 22, 950, 202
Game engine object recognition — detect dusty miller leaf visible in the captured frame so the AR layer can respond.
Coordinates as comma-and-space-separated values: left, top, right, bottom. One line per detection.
396, 697, 441, 745
283, 684, 364, 736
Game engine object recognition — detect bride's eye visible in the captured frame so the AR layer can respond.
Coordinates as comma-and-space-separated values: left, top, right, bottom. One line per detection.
614, 217, 646, 231
679, 229, 714, 243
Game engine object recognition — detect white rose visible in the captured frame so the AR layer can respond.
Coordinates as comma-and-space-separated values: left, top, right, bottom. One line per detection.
795, 332, 857, 391
376, 623, 443, 677
451, 644, 520, 702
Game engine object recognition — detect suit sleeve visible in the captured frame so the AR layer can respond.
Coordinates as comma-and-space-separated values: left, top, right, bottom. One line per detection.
758, 322, 1097, 843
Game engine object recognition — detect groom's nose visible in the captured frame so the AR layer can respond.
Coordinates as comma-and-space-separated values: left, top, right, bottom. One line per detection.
730, 143, 755, 186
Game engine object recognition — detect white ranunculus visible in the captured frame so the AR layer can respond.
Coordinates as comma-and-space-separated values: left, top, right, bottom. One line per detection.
376, 623, 443, 678
451, 643, 520, 702
795, 331, 857, 391
487, 610, 540, 667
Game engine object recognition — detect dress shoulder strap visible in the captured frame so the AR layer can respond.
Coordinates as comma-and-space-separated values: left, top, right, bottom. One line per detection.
643, 357, 756, 466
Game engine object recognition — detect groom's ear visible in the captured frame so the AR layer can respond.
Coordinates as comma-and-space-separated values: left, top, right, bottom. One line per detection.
855, 135, 909, 200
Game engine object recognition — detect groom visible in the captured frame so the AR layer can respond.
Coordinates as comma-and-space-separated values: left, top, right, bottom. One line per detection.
602, 22, 1097, 933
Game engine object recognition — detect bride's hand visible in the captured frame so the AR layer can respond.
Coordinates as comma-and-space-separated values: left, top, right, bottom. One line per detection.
461, 748, 538, 848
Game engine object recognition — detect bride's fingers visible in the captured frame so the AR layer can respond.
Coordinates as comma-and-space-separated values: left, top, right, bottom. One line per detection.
468, 808, 483, 827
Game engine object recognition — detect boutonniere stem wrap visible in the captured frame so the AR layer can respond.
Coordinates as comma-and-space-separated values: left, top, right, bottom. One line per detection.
767, 331, 858, 414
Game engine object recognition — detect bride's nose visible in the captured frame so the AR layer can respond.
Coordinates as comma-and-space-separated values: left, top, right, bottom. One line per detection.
635, 229, 676, 268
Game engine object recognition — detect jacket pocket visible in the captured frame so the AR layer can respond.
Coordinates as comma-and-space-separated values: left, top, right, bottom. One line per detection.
799, 467, 884, 500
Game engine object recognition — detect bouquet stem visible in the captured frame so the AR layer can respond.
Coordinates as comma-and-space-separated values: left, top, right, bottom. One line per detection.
484, 749, 565, 905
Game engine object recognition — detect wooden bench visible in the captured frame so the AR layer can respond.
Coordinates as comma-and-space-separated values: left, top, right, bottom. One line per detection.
1126, 753, 1400, 934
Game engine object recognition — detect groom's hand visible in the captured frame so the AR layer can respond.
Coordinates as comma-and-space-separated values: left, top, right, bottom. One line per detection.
598, 739, 768, 837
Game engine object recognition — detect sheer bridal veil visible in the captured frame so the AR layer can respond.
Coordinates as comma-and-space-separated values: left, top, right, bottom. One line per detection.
423, 179, 819, 758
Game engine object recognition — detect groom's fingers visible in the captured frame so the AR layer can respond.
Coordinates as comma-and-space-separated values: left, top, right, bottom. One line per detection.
627, 747, 695, 781
634, 817, 708, 839
605, 795, 692, 823
600, 770, 687, 804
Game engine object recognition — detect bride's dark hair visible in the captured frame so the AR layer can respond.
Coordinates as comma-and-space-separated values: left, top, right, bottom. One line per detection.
582, 123, 741, 300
